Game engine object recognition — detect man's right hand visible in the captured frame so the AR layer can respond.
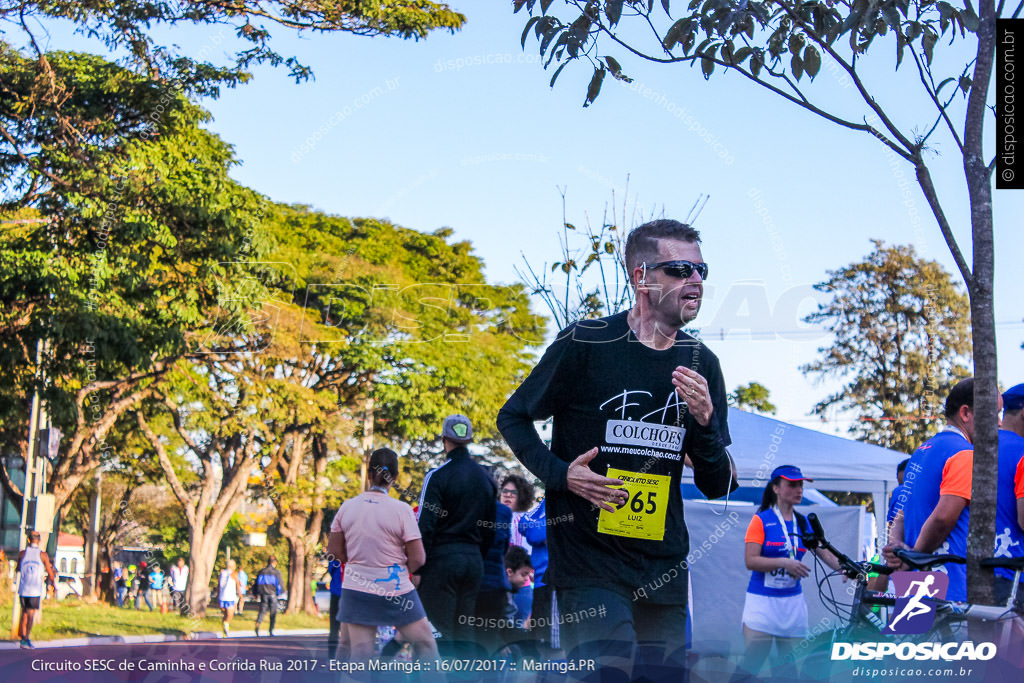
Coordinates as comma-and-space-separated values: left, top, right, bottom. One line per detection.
567, 447, 627, 512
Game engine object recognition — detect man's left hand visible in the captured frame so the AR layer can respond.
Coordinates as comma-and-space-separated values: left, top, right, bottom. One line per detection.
672, 367, 712, 426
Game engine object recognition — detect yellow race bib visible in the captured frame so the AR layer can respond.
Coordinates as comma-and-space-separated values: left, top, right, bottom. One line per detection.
597, 468, 672, 541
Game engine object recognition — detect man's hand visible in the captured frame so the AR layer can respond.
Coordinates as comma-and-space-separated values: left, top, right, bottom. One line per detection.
567, 448, 626, 512
672, 367, 712, 426
782, 559, 810, 580
883, 541, 910, 570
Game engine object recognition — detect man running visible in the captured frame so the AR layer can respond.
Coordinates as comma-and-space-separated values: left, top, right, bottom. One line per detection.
498, 219, 735, 671
16, 530, 56, 649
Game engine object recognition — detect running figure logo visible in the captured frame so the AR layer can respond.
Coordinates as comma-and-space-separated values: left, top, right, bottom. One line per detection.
884, 571, 948, 634
374, 564, 403, 591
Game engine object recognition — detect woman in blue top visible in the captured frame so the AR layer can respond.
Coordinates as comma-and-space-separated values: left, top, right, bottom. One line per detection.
740, 465, 839, 675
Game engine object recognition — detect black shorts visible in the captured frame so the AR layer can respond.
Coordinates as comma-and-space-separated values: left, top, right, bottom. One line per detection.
20, 596, 41, 610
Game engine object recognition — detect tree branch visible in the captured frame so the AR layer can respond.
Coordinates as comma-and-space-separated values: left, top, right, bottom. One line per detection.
135, 410, 198, 529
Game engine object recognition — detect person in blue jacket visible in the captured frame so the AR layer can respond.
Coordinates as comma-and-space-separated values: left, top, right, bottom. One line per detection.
475, 499, 514, 653
519, 499, 554, 653
254, 556, 285, 637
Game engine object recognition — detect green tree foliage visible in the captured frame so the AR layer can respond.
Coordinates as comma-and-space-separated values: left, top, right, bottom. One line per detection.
801, 241, 971, 453
0, 51, 267, 514
728, 382, 777, 415
516, 0, 1001, 604
252, 206, 546, 612
3, 1, 464, 87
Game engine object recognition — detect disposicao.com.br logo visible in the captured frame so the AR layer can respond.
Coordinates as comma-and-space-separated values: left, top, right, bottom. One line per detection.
831, 641, 997, 662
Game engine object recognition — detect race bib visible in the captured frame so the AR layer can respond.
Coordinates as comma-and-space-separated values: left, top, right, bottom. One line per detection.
597, 468, 672, 541
765, 566, 797, 590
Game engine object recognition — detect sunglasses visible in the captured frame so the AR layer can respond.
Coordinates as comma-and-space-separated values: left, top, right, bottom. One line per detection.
500, 488, 518, 495
645, 260, 709, 280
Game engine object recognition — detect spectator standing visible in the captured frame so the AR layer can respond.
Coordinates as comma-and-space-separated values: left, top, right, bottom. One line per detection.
993, 384, 1024, 606
169, 557, 189, 614
218, 559, 243, 636
113, 562, 126, 608
738, 466, 840, 677
500, 474, 535, 552
518, 500, 555, 653
886, 378, 975, 601
149, 564, 166, 613
327, 447, 438, 663
254, 556, 285, 637
135, 561, 153, 611
16, 530, 56, 649
237, 565, 249, 614
416, 415, 497, 652
475, 499, 514, 653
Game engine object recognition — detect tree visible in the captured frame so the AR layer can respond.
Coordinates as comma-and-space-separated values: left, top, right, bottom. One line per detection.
728, 382, 777, 415
517, 0, 1001, 604
0, 51, 268, 515
252, 205, 547, 612
802, 241, 971, 453
0, 0, 466, 514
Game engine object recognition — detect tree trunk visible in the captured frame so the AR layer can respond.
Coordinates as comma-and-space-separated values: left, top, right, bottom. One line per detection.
963, 0, 998, 607
187, 530, 220, 619
284, 532, 307, 615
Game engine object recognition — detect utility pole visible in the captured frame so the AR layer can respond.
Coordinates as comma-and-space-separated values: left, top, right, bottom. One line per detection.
10, 339, 43, 639
85, 470, 102, 598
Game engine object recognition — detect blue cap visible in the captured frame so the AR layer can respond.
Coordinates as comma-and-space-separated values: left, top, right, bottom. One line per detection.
771, 465, 813, 482
1003, 384, 1024, 412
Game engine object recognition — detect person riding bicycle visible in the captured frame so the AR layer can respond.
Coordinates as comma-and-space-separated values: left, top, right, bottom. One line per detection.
739, 465, 840, 676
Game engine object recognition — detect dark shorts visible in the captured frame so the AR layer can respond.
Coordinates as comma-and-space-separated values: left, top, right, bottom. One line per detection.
20, 596, 41, 610
338, 588, 426, 627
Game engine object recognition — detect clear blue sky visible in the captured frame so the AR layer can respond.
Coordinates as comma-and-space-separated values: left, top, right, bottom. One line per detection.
33, 3, 1024, 439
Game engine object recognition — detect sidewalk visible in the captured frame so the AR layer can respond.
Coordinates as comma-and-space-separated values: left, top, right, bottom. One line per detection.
0, 628, 328, 650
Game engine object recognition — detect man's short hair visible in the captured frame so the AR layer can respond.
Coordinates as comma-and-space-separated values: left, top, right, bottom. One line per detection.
268, 556, 277, 565
897, 458, 910, 476
505, 545, 532, 572
944, 377, 974, 420
624, 219, 702, 276
27, 530, 40, 541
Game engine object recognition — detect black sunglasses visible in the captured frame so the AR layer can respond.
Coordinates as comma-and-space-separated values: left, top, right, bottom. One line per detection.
645, 260, 709, 280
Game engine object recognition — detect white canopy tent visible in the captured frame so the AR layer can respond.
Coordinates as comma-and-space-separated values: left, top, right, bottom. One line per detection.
683, 407, 909, 541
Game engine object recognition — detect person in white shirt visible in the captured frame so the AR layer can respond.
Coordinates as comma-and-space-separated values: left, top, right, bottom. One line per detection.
169, 557, 189, 614
16, 530, 56, 649
217, 559, 243, 636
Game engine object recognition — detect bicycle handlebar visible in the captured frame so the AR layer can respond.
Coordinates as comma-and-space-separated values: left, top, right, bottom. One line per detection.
804, 513, 894, 579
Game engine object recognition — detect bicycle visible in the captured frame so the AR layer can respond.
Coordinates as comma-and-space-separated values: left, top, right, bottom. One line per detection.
796, 513, 1024, 680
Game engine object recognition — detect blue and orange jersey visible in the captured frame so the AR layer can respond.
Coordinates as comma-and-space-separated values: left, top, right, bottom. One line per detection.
744, 509, 811, 597
902, 430, 972, 601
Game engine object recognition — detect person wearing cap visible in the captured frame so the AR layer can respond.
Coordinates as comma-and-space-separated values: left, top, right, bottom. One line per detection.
738, 465, 840, 676
415, 414, 497, 653
990, 383, 1024, 606
497, 220, 735, 672
16, 529, 56, 649
884, 377, 975, 602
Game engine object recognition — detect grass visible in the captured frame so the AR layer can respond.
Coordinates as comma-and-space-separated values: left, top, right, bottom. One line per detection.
0, 595, 328, 642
